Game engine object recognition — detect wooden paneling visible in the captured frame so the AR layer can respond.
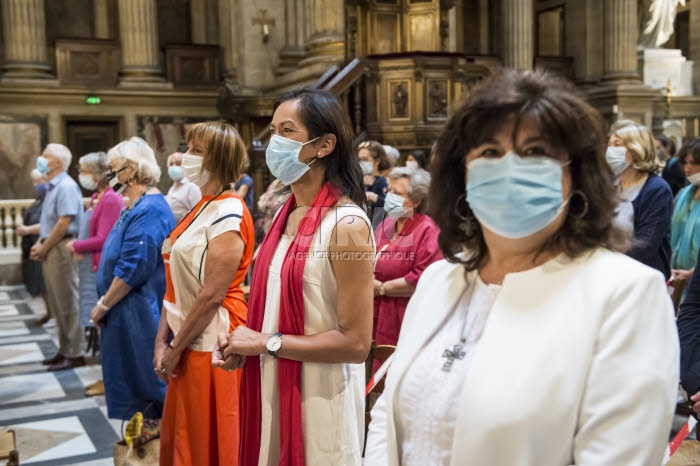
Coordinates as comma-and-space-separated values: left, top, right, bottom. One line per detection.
165, 44, 221, 88
55, 39, 120, 86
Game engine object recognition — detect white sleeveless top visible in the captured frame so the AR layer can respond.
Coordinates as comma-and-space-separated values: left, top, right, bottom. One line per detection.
258, 204, 373, 466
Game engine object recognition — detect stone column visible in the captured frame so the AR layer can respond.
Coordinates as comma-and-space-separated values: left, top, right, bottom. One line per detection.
94, 0, 111, 39
501, 0, 533, 70
300, 0, 344, 66
1, 0, 53, 79
191, 0, 207, 44
278, 0, 307, 72
218, 0, 240, 82
602, 0, 639, 81
690, 0, 700, 93
117, 0, 164, 83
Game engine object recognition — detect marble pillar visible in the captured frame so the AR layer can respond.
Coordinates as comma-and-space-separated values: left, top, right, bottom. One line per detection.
602, 0, 638, 81
501, 0, 533, 70
218, 0, 240, 82
300, 0, 344, 66
191, 0, 207, 44
94, 0, 111, 39
117, 0, 164, 83
1, 0, 53, 79
278, 0, 307, 72
690, 0, 700, 93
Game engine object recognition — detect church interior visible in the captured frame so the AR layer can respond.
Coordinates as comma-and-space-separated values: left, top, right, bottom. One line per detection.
0, 0, 699, 464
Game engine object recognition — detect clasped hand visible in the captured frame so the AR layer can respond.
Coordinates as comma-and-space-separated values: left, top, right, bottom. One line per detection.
212, 326, 268, 371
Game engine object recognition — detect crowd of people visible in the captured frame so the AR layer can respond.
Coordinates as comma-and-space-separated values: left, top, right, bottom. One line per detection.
15, 69, 700, 465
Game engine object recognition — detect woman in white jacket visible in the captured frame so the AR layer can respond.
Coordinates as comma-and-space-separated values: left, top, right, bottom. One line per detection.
364, 70, 680, 466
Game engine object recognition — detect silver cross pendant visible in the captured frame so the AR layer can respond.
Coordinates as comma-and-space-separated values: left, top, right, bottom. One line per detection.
441, 343, 466, 372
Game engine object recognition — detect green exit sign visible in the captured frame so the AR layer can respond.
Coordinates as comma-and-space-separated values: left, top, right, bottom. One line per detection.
85, 96, 101, 105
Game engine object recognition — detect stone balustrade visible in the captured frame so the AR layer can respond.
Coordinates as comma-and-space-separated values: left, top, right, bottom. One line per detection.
0, 199, 32, 253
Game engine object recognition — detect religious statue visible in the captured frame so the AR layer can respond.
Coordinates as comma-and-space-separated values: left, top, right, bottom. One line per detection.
639, 0, 686, 48
392, 83, 408, 118
429, 81, 447, 117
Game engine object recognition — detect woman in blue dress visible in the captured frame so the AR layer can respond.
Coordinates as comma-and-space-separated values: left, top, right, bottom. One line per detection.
89, 137, 175, 421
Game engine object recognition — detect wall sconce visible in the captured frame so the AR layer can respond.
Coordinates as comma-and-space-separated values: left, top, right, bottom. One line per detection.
252, 9, 275, 44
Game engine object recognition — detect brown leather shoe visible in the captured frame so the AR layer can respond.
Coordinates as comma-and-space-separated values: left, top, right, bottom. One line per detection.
34, 314, 50, 326
85, 379, 105, 397
42, 353, 65, 365
48, 356, 85, 372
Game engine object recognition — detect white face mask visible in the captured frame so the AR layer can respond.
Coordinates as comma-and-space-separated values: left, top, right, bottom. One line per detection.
405, 161, 418, 170
360, 160, 374, 176
79, 174, 98, 191
688, 172, 700, 186
605, 146, 629, 177
181, 153, 210, 187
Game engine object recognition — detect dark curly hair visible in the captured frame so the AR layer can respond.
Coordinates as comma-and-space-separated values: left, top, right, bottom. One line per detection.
430, 70, 629, 270
677, 138, 700, 165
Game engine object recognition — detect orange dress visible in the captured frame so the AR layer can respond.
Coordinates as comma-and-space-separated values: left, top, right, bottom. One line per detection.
159, 193, 254, 466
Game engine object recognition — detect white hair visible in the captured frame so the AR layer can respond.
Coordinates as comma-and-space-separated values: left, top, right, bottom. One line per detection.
45, 143, 72, 171
30, 169, 45, 181
389, 166, 431, 213
107, 137, 161, 185
383, 145, 400, 166
79, 152, 109, 177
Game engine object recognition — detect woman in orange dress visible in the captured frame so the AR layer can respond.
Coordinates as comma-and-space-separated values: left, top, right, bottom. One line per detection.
156, 121, 254, 466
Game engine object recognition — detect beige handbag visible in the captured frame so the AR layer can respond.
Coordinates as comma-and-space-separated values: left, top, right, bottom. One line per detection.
113, 438, 160, 466
0, 429, 19, 466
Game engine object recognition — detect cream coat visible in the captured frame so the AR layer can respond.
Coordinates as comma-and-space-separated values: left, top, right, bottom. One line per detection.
365, 248, 679, 466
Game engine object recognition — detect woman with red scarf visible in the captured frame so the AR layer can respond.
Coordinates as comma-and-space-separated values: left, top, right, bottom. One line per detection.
216, 89, 374, 465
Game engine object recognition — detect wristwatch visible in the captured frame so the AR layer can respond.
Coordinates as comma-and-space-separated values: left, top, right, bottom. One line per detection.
266, 332, 283, 358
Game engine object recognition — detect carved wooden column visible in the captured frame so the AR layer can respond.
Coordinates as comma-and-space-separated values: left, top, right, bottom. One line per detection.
602, 0, 639, 81
1, 0, 53, 79
218, 0, 240, 82
300, 0, 344, 66
117, 0, 164, 83
278, 0, 307, 72
501, 0, 533, 70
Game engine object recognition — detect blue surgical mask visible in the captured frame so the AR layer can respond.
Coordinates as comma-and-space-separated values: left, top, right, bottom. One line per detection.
360, 161, 374, 176
36, 156, 49, 175
384, 192, 409, 219
605, 146, 629, 177
466, 152, 569, 239
168, 165, 184, 181
266, 134, 319, 185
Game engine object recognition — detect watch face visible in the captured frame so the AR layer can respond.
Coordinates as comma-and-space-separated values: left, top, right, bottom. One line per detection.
267, 336, 282, 352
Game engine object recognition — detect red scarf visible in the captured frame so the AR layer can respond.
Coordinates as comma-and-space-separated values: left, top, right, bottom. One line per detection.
240, 182, 340, 466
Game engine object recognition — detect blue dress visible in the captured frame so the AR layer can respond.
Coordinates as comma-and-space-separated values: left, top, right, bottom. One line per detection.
97, 194, 175, 420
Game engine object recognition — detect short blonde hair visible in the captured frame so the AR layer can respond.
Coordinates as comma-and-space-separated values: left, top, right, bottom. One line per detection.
186, 121, 247, 186
107, 137, 161, 186
611, 123, 659, 173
